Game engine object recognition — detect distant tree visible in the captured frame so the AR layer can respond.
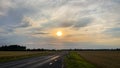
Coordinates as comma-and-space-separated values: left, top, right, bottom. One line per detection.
0, 45, 26, 51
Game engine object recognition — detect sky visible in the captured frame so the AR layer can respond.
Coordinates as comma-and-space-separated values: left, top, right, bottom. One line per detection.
0, 0, 120, 49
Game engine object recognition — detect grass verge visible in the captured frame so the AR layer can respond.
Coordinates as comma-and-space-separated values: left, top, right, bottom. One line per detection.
64, 51, 96, 68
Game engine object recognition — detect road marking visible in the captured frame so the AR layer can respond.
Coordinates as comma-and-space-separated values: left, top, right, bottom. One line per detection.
62, 64, 64, 68
55, 59, 57, 61
62, 58, 64, 68
10, 56, 54, 68
28, 55, 60, 68
49, 62, 53, 65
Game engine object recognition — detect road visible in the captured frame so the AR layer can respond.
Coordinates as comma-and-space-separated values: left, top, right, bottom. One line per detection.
0, 52, 66, 68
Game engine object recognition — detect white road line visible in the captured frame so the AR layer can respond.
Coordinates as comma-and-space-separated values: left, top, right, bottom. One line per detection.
49, 62, 53, 65
55, 59, 57, 61
10, 56, 54, 68
28, 55, 60, 68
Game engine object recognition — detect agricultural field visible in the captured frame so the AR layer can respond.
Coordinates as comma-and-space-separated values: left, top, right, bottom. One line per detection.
1, 51, 120, 68
0, 51, 55, 62
79, 51, 120, 68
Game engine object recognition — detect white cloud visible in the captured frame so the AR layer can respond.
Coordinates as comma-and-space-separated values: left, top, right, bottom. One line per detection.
0, 0, 120, 48
0, 0, 14, 16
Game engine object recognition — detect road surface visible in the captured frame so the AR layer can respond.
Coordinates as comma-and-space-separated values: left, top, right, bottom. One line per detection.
0, 53, 66, 68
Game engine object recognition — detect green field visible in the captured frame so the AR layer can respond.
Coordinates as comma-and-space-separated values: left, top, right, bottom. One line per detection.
64, 51, 96, 68
0, 51, 54, 62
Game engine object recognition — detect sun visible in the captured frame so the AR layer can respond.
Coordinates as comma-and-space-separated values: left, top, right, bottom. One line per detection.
56, 31, 63, 37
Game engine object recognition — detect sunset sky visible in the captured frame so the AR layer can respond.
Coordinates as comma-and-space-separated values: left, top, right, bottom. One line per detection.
0, 0, 120, 49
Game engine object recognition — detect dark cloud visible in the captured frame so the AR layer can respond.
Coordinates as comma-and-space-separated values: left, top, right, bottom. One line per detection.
32, 32, 49, 35
72, 17, 93, 29
16, 19, 32, 28
0, 21, 31, 34
41, 17, 93, 30
0, 8, 25, 26
0, 0, 38, 27
0, 26, 15, 34
60, 21, 73, 27
4, 27, 14, 33
59, 17, 93, 29
17, 23, 30, 28
0, 4, 36, 34
111, 0, 120, 3
105, 27, 120, 37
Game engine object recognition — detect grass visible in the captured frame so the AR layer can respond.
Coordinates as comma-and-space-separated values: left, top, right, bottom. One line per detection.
79, 51, 120, 68
64, 51, 96, 68
0, 51, 55, 63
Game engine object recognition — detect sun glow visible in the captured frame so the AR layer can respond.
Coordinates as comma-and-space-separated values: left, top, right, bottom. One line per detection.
56, 31, 63, 37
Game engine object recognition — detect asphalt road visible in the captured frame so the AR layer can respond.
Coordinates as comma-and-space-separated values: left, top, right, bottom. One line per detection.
0, 53, 65, 68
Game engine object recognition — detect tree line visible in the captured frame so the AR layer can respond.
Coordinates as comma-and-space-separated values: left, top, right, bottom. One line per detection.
0, 45, 120, 51
0, 45, 56, 51
0, 45, 26, 51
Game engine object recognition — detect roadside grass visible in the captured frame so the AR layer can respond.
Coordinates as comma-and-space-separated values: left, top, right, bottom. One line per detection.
0, 51, 55, 63
64, 51, 96, 68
